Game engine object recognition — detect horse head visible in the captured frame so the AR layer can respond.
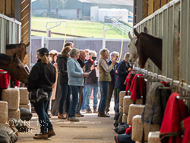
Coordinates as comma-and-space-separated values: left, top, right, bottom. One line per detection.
6, 54, 29, 84
128, 31, 138, 63
19, 42, 30, 63
134, 28, 148, 69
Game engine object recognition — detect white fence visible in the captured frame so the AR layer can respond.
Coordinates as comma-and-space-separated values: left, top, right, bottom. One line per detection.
134, 0, 190, 92
0, 13, 21, 54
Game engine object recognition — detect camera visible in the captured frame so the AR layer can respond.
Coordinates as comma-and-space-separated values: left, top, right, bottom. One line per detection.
94, 65, 97, 67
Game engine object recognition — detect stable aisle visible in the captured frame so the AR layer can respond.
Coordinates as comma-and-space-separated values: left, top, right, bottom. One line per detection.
17, 99, 116, 143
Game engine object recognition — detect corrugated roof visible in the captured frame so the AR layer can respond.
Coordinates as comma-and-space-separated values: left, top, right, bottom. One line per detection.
78, 0, 133, 6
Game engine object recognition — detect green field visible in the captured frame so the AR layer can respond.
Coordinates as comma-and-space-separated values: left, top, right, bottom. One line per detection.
31, 17, 130, 39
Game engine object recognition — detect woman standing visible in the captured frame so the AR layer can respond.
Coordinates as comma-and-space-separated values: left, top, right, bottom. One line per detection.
67, 48, 89, 122
57, 46, 71, 119
115, 53, 131, 104
98, 48, 116, 117
28, 48, 56, 139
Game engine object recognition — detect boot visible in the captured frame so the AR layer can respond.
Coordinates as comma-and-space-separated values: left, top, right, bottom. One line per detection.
33, 134, 48, 139
35, 130, 56, 138
98, 113, 110, 117
58, 113, 66, 119
68, 117, 79, 122
48, 130, 56, 138
86, 108, 92, 113
93, 106, 98, 113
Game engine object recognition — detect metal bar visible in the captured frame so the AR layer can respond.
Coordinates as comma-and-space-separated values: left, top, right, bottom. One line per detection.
180, 0, 187, 83
167, 6, 173, 78
0, 13, 21, 25
158, 87, 172, 89
176, 96, 190, 100
186, 0, 190, 85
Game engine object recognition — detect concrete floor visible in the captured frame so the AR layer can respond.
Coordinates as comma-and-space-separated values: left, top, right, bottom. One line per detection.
17, 99, 116, 143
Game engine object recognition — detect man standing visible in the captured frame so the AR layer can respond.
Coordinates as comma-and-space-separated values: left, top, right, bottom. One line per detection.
76, 50, 86, 117
84, 51, 98, 113
64, 42, 74, 49
105, 51, 119, 114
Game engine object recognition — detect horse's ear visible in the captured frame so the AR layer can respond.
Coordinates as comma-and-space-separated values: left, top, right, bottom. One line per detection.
128, 32, 133, 39
134, 28, 139, 37
144, 27, 148, 34
25, 42, 30, 47
20, 40, 23, 44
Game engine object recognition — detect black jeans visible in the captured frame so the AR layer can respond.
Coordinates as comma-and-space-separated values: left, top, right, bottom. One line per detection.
59, 84, 71, 114
33, 92, 53, 134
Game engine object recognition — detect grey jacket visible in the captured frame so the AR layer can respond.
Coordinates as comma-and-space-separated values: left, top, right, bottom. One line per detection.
67, 57, 84, 86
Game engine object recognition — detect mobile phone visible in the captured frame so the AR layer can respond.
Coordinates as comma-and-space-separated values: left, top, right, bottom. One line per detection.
94, 65, 97, 67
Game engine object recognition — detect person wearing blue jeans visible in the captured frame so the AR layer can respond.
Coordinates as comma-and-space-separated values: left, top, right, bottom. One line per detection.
81, 84, 86, 111
33, 92, 53, 135
98, 48, 116, 117
57, 46, 71, 119
28, 48, 56, 139
85, 84, 98, 112
84, 50, 99, 113
67, 49, 89, 122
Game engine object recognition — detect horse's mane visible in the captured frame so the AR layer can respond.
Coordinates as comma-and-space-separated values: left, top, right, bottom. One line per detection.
6, 43, 25, 49
0, 54, 11, 61
140, 33, 162, 41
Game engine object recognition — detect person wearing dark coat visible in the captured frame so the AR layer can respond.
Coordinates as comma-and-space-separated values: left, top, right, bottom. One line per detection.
105, 51, 119, 114
57, 46, 71, 119
115, 53, 131, 104
84, 51, 99, 113
28, 48, 56, 139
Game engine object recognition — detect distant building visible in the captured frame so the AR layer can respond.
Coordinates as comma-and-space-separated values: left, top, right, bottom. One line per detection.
32, 0, 133, 20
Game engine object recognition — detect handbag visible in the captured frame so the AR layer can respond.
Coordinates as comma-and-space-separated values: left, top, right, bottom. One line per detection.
29, 88, 48, 104
28, 64, 49, 104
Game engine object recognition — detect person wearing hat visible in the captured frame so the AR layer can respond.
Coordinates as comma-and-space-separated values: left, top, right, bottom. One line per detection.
28, 48, 56, 139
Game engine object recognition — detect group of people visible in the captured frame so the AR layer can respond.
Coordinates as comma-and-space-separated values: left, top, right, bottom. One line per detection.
27, 42, 132, 139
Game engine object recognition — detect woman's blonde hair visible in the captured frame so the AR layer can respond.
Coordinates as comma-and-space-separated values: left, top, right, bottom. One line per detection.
61, 46, 71, 57
40, 53, 49, 64
124, 52, 130, 62
99, 48, 109, 58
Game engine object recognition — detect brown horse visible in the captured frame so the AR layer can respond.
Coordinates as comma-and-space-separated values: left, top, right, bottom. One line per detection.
6, 42, 30, 63
0, 53, 29, 84
134, 28, 162, 70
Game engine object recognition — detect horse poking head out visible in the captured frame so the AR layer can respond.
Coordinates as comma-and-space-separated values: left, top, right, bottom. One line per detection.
128, 32, 138, 63
6, 42, 30, 63
0, 53, 29, 84
134, 28, 162, 70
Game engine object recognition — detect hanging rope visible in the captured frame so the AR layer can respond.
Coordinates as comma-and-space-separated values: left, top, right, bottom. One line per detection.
118, 30, 124, 62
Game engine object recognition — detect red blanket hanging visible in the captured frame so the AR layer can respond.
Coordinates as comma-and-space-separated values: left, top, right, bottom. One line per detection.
0, 70, 10, 89
124, 71, 135, 92
160, 92, 188, 143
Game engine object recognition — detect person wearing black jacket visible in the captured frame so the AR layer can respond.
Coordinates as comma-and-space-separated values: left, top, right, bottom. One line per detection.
105, 51, 119, 114
115, 53, 131, 104
28, 48, 56, 139
84, 51, 99, 113
57, 46, 71, 119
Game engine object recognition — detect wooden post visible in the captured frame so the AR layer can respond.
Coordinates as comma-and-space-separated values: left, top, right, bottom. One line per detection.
133, 0, 137, 25
148, 0, 154, 16
0, 0, 6, 14
161, 0, 167, 7
136, 0, 143, 23
154, 0, 161, 11
143, 0, 148, 19
6, 0, 12, 17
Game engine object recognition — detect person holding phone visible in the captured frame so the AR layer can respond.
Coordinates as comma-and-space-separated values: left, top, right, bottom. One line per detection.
84, 50, 99, 113
67, 48, 89, 122
98, 48, 116, 117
